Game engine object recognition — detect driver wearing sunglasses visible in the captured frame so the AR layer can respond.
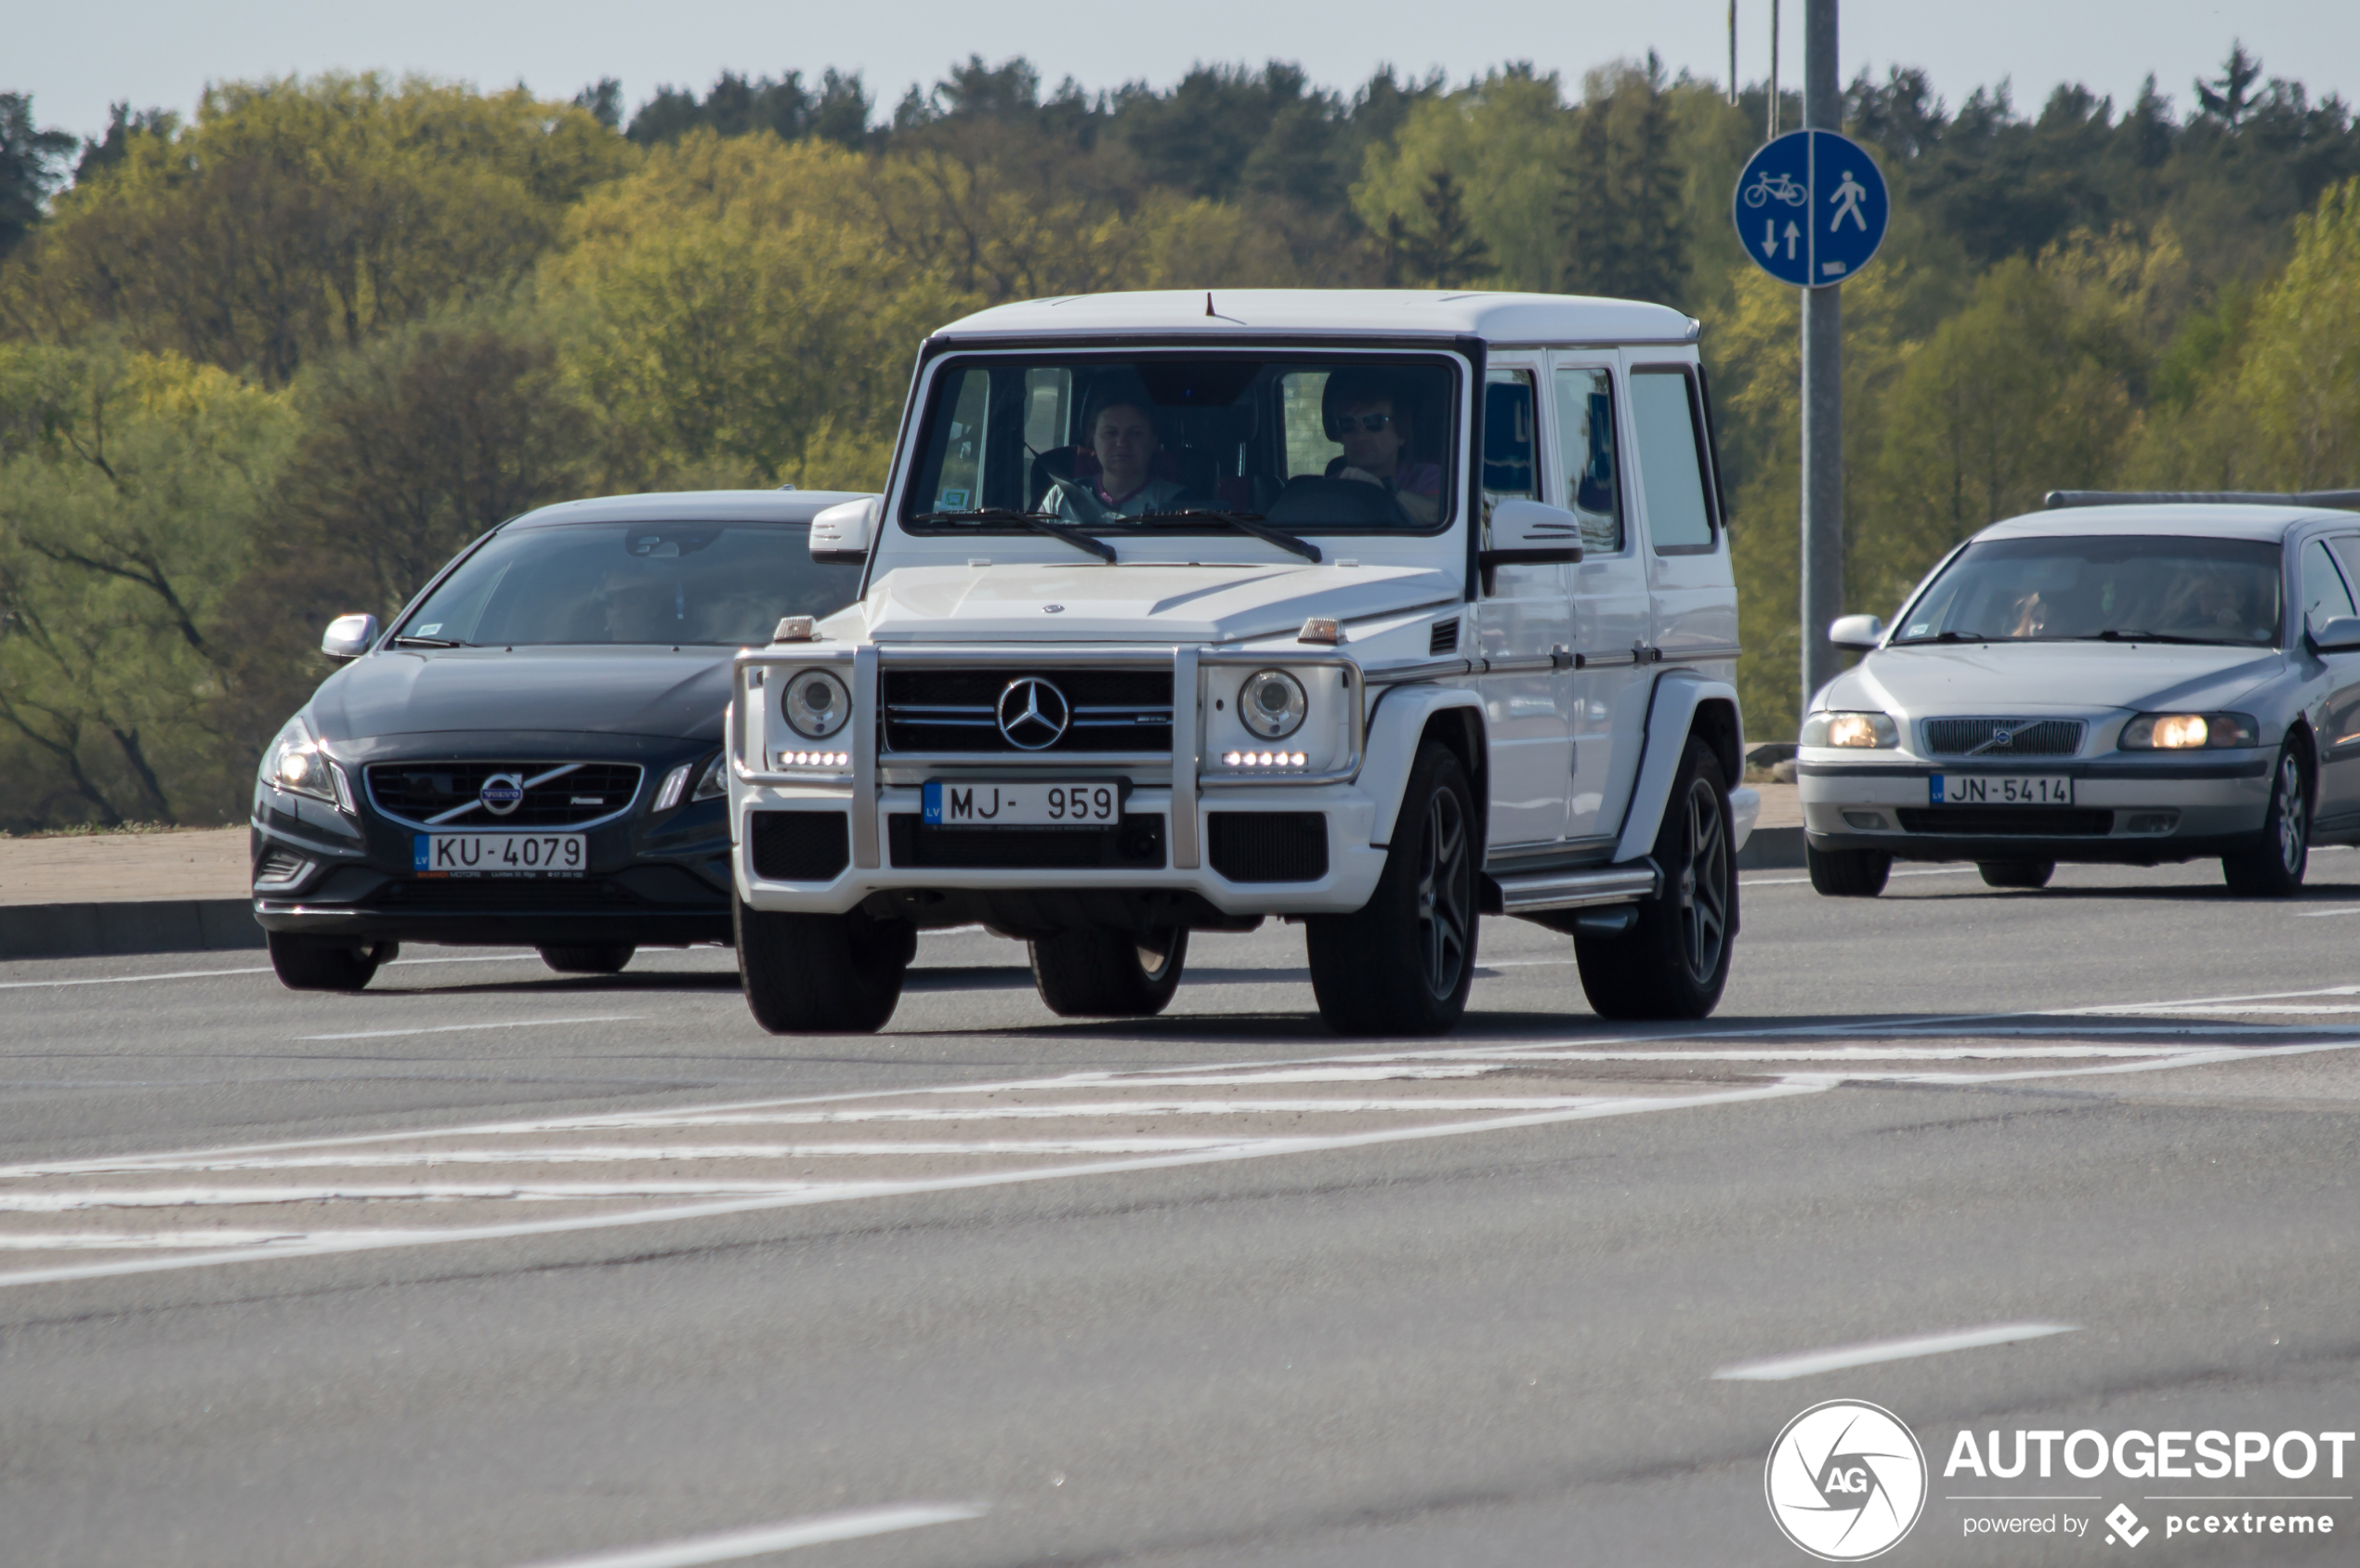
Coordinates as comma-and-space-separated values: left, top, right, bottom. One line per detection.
1324, 371, 1442, 524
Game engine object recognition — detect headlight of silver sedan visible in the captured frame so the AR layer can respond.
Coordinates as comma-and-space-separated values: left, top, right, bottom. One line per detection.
1800, 710, 1900, 749
2119, 712, 2261, 750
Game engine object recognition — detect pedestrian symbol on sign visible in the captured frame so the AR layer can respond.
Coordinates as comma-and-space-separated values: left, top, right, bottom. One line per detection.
1830, 170, 1869, 231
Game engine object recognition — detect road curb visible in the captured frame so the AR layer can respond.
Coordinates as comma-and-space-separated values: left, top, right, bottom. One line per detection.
0, 899, 262, 960
1737, 826, 1804, 870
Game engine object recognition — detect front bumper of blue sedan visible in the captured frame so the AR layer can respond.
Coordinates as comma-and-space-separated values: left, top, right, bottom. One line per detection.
250, 730, 734, 947
1798, 750, 2277, 863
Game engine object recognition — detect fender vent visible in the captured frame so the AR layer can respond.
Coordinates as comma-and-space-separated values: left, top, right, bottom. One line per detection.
1208, 812, 1329, 882
1429, 621, 1459, 656
750, 811, 851, 882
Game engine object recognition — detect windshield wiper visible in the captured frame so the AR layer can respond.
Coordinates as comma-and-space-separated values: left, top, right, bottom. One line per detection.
910, 508, 1116, 564
2076, 630, 2241, 646
1895, 629, 1986, 644
1140, 510, 1322, 563
392, 634, 469, 648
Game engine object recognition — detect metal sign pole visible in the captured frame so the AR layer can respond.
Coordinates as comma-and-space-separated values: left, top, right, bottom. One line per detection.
1799, 0, 1842, 718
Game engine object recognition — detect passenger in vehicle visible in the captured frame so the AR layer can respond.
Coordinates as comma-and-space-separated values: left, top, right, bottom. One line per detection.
1323, 371, 1443, 525
1049, 380, 1192, 521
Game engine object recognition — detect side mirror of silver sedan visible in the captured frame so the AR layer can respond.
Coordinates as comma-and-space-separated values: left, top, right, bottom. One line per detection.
321, 613, 379, 661
2311, 615, 2360, 653
1828, 614, 1885, 652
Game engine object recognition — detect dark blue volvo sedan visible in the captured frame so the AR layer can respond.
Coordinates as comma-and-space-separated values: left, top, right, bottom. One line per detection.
251, 490, 868, 989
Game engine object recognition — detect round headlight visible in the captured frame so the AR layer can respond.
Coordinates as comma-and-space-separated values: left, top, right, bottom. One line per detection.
1239, 669, 1307, 740
783, 669, 851, 738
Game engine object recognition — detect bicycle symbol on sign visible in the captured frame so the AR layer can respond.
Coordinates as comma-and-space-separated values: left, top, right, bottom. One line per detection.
1742, 171, 1809, 209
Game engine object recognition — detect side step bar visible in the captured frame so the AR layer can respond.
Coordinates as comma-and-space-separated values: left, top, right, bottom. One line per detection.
1481, 859, 1659, 915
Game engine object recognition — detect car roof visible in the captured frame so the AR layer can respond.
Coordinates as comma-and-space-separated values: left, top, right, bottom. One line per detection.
933, 289, 1698, 346
506, 490, 872, 529
1976, 503, 2359, 545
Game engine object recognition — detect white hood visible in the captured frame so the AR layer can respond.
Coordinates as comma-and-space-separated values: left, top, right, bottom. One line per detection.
1832, 640, 2281, 717
859, 561, 1460, 644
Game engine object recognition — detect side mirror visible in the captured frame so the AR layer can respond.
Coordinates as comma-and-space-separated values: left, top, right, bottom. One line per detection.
321, 613, 378, 660
810, 496, 880, 566
2312, 615, 2360, 653
1479, 499, 1585, 571
1828, 614, 1885, 652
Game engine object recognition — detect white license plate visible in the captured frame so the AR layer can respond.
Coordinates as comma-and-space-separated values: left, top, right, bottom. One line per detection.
923, 780, 1121, 828
413, 832, 586, 875
1928, 775, 2073, 806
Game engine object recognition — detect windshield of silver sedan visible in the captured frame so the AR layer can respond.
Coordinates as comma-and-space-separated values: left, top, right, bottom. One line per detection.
1894, 535, 2283, 647
902, 353, 1460, 538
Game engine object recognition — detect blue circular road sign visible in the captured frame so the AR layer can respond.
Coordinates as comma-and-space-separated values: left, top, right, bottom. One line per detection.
1733, 129, 1889, 287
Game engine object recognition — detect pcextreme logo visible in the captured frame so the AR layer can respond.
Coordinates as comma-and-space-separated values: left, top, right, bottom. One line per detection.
1765, 1400, 1929, 1561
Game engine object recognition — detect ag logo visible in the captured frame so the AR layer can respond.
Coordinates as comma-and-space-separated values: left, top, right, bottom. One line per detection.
1765, 1399, 1927, 1561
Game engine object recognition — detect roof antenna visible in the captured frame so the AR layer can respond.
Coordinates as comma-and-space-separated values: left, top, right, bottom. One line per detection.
1205, 292, 1216, 318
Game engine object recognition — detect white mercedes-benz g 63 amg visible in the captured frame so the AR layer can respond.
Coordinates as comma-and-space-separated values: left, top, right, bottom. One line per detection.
726, 291, 1755, 1036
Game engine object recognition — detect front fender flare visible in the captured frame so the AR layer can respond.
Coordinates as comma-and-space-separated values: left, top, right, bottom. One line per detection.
1360, 682, 1486, 845
1611, 673, 1741, 864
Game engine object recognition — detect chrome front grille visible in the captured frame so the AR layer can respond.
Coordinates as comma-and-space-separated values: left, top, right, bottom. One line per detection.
365, 762, 643, 828
880, 668, 1173, 755
1922, 718, 2085, 758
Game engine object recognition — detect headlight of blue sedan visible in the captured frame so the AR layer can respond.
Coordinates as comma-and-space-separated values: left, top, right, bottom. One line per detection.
262, 716, 351, 810
2119, 712, 2261, 750
1801, 711, 1900, 748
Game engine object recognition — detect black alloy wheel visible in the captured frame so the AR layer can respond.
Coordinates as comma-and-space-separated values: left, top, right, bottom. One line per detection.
538, 943, 636, 974
1029, 926, 1188, 1017
1807, 843, 1892, 896
1307, 742, 1478, 1035
1577, 738, 1737, 1020
736, 900, 916, 1033
1977, 860, 2055, 889
267, 933, 399, 992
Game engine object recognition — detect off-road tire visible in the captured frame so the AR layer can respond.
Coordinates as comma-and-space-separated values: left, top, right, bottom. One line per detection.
268, 932, 396, 992
1306, 742, 1478, 1036
1029, 927, 1187, 1017
1576, 738, 1736, 1020
735, 899, 915, 1034
1807, 843, 1892, 896
1977, 860, 2055, 889
2223, 742, 2310, 896
537, 943, 636, 974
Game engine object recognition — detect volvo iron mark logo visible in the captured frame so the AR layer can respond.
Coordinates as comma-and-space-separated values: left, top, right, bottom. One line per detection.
1764, 1399, 1927, 1561
479, 772, 526, 816
996, 677, 1071, 751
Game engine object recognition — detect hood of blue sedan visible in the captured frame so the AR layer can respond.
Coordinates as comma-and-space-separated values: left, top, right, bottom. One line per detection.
309, 646, 734, 744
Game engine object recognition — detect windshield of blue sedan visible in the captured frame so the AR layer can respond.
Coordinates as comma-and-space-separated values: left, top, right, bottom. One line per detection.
903, 353, 1461, 535
1895, 536, 2283, 647
395, 523, 863, 647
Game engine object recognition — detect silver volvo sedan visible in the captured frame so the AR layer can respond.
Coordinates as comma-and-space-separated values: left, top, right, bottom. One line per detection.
1800, 494, 2360, 897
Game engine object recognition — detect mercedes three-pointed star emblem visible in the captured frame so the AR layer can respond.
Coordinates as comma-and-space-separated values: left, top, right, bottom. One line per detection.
996, 676, 1071, 751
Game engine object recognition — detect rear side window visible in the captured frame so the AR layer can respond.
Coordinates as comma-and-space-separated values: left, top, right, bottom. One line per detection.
1629, 367, 1717, 554
1551, 366, 1622, 554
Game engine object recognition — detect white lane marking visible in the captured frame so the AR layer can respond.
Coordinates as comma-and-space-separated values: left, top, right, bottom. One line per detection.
0, 1081, 1827, 1288
509, 1502, 988, 1568
1713, 1322, 2079, 1381
0, 951, 550, 990
1501, 1045, 2184, 1062
293, 1014, 642, 1041
17, 1139, 1260, 1174
1743, 866, 1978, 887
582, 1097, 1608, 1124
2293, 908, 2360, 918
0, 1183, 854, 1209
2076, 1004, 2360, 1016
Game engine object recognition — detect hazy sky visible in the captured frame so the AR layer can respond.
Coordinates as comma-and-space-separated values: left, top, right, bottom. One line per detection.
13, 0, 2359, 142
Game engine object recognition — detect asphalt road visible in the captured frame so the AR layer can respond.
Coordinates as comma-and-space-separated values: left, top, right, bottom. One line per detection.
5, 853, 2360, 1566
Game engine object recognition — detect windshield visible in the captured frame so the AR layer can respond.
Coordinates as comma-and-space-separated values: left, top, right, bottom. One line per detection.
1895, 535, 2283, 647
902, 353, 1461, 536
397, 522, 863, 647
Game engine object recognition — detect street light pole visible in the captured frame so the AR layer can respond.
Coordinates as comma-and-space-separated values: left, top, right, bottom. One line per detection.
1799, 0, 1842, 718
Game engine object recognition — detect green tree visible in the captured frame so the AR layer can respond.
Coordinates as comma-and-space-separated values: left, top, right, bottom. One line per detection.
0, 93, 76, 257
1560, 55, 1688, 305
1353, 67, 1578, 292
